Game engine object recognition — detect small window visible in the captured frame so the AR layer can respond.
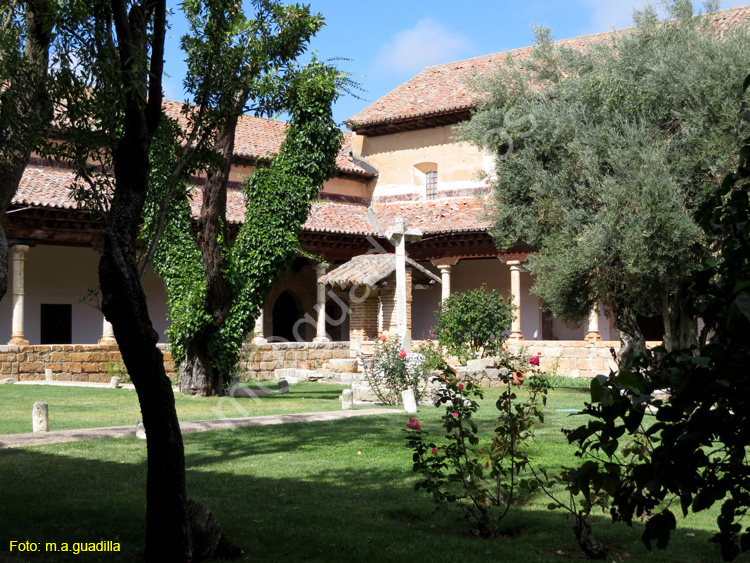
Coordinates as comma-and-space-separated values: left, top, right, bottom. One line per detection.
41, 304, 72, 344
425, 170, 438, 200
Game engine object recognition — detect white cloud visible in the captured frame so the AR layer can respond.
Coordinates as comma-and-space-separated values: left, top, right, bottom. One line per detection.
373, 18, 474, 75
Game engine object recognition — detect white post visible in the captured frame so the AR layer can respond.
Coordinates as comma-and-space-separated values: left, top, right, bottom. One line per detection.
99, 318, 116, 345
251, 307, 267, 345
386, 217, 422, 352
585, 304, 602, 341
8, 245, 30, 346
313, 263, 330, 342
508, 260, 524, 342
438, 264, 452, 303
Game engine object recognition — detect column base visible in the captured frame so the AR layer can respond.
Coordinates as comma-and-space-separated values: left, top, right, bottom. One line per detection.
98, 337, 117, 346
313, 336, 330, 343
507, 332, 524, 343
251, 337, 268, 346
7, 337, 29, 346
584, 332, 603, 342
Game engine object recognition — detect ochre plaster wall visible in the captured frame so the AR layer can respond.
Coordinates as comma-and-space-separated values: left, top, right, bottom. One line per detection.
351, 126, 487, 200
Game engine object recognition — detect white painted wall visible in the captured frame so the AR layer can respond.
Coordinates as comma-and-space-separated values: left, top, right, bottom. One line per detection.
0, 245, 169, 344
411, 258, 543, 341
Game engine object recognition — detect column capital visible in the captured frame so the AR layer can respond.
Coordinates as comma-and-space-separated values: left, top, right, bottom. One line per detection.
10, 244, 30, 254
431, 258, 460, 268
314, 262, 329, 277
498, 253, 528, 266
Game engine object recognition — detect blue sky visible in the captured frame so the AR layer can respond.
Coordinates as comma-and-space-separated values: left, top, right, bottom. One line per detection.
161, 0, 749, 127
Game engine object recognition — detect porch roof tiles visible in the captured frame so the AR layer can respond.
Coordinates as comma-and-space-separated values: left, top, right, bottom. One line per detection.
322, 253, 441, 287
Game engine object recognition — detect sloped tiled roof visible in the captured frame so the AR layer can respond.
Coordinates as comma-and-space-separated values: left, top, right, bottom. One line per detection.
14, 166, 493, 234
162, 100, 374, 177
322, 253, 441, 287
347, 6, 750, 131
371, 196, 493, 235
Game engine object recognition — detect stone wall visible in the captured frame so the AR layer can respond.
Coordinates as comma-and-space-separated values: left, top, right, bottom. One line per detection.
504, 340, 623, 379
239, 341, 352, 381
0, 344, 176, 382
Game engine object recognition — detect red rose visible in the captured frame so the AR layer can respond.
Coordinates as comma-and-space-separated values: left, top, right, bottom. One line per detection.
399, 350, 407, 358
529, 356, 540, 366
380, 335, 387, 342
457, 383, 464, 391
406, 418, 421, 431
432, 447, 438, 454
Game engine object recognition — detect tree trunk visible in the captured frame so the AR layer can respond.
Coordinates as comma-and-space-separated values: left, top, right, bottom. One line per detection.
178, 113, 240, 396
661, 290, 698, 352
103, 116, 193, 561
611, 305, 647, 367
179, 339, 221, 396
0, 0, 53, 301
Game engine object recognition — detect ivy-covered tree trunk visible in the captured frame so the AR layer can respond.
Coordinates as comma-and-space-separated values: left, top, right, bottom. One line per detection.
178, 115, 239, 396
0, 0, 53, 301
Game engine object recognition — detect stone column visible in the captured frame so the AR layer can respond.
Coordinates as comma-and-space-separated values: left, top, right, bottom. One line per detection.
507, 260, 524, 342
8, 245, 30, 346
251, 307, 267, 345
585, 304, 602, 341
99, 318, 116, 345
438, 265, 452, 302
313, 263, 330, 342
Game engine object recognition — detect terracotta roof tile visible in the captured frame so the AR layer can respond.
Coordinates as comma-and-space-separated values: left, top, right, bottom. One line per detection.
347, 6, 750, 130
322, 253, 440, 287
162, 100, 374, 177
372, 196, 493, 235
302, 201, 375, 235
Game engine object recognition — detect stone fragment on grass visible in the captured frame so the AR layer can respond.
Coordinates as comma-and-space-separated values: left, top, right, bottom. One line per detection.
341, 388, 353, 409
135, 420, 147, 440
32, 402, 49, 432
402, 389, 418, 414
2, 378, 14, 384
109, 376, 121, 389
278, 379, 289, 394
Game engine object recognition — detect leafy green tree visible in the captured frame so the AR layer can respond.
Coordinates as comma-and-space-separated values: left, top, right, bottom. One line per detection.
564, 87, 750, 560
140, 0, 344, 396
0, 0, 55, 301
435, 286, 513, 361
461, 1, 750, 356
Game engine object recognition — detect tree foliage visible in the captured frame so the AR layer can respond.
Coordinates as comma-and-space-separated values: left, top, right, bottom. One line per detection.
564, 78, 750, 561
461, 1, 750, 353
141, 1, 345, 395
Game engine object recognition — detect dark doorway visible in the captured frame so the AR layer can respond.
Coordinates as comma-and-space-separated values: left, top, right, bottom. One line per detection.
325, 298, 348, 342
40, 304, 72, 344
272, 291, 302, 343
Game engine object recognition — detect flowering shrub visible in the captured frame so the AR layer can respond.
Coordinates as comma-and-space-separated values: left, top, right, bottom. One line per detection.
434, 287, 513, 363
404, 366, 550, 538
364, 336, 430, 405
498, 346, 542, 377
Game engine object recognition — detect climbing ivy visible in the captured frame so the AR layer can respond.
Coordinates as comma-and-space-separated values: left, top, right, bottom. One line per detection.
143, 61, 343, 379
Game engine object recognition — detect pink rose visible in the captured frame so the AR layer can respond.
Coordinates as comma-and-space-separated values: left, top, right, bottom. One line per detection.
406, 418, 421, 431
432, 447, 438, 454
457, 383, 464, 391
529, 356, 540, 366
380, 334, 387, 342
399, 350, 407, 358
452, 412, 458, 418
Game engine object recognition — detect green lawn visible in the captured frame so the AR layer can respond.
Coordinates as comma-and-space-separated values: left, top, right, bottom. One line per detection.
0, 385, 744, 562
0, 382, 355, 435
